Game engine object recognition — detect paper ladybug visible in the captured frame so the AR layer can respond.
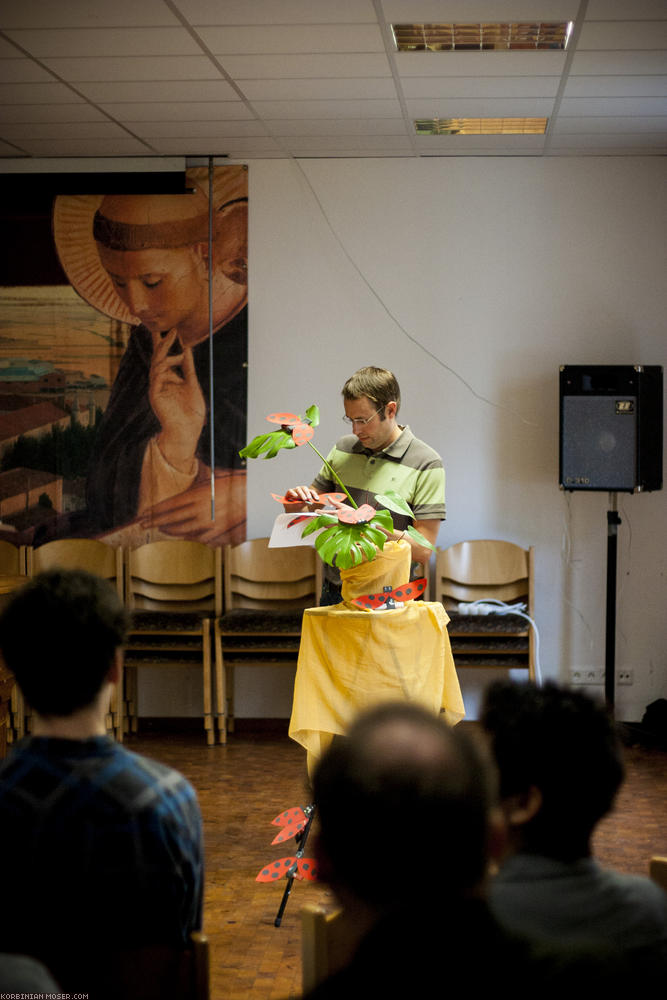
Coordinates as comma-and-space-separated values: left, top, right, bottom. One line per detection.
351, 577, 428, 611
266, 412, 314, 447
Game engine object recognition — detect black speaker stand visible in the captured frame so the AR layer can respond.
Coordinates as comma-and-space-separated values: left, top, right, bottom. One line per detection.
605, 492, 621, 712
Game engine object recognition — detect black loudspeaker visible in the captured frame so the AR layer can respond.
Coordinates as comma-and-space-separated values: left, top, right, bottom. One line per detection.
559, 365, 663, 492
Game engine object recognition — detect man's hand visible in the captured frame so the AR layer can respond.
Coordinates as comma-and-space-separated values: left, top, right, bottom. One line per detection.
282, 485, 321, 510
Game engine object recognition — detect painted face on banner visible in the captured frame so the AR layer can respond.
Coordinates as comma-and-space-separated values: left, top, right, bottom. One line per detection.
97, 243, 208, 339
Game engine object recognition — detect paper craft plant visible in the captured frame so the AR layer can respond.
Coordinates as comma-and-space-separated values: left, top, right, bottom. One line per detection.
240, 405, 435, 569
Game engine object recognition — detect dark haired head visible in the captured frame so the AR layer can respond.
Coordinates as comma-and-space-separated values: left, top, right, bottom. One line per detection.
342, 367, 401, 417
481, 680, 624, 859
0, 569, 129, 717
313, 702, 496, 910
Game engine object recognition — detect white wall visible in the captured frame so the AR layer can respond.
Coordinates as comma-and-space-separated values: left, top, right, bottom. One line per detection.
235, 155, 666, 721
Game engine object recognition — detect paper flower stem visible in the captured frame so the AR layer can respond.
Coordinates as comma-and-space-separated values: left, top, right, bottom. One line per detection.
306, 441, 358, 508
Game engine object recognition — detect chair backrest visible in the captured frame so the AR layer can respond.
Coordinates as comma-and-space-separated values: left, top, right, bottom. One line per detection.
650, 856, 667, 893
27, 538, 123, 597
224, 538, 322, 610
0, 538, 26, 575
126, 540, 222, 614
301, 904, 362, 995
52, 931, 210, 1000
435, 539, 533, 609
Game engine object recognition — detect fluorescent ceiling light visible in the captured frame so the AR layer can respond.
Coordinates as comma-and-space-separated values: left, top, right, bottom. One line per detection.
415, 118, 548, 135
393, 23, 571, 51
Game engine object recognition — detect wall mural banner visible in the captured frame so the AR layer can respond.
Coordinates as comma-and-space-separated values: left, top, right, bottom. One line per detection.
0, 165, 247, 548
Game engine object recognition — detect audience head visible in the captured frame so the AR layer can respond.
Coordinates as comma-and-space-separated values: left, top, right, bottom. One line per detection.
312, 701, 500, 912
0, 569, 130, 717
481, 680, 624, 860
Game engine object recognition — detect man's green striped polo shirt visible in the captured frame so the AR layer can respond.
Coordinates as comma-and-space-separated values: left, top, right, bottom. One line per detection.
312, 425, 446, 532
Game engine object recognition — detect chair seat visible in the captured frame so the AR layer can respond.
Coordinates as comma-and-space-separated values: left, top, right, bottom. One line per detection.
217, 609, 305, 635
130, 611, 210, 631
446, 612, 529, 634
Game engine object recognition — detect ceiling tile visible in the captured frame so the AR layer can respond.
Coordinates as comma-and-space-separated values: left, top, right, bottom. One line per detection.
578, 21, 667, 49
251, 99, 404, 119
586, 0, 666, 16
18, 136, 154, 156
0, 81, 83, 104
238, 78, 398, 101
5, 27, 203, 58
406, 98, 556, 118
0, 60, 55, 84
75, 80, 240, 103
395, 51, 567, 77
99, 102, 252, 122
280, 134, 413, 153
382, 1, 578, 19
196, 24, 385, 54
134, 120, 269, 139
148, 135, 282, 155
41, 56, 220, 82
571, 52, 667, 75
269, 118, 408, 135
551, 114, 667, 133
218, 54, 392, 79
0, 103, 108, 123
0, 0, 180, 29
559, 96, 667, 115
0, 139, 23, 155
564, 76, 667, 97
0, 121, 133, 140
176, 0, 377, 25
548, 132, 667, 151
401, 76, 560, 99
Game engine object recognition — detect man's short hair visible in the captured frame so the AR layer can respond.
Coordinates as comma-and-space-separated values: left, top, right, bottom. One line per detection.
481, 680, 624, 856
0, 569, 130, 717
313, 702, 495, 908
342, 367, 401, 415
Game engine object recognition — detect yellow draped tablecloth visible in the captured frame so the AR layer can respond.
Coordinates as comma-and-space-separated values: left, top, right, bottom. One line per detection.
288, 542, 465, 773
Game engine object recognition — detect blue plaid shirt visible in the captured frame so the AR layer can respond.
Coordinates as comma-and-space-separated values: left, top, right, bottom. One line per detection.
0, 736, 203, 969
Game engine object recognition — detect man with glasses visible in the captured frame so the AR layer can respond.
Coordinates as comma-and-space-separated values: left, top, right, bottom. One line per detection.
284, 367, 445, 605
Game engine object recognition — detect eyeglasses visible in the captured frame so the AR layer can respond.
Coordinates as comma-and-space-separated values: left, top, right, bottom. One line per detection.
342, 407, 383, 427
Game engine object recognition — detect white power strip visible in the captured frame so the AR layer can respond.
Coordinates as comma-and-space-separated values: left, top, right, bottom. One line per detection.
457, 601, 527, 615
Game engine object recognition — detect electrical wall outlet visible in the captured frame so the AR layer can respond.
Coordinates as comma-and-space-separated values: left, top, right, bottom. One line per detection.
571, 668, 605, 685
617, 669, 634, 685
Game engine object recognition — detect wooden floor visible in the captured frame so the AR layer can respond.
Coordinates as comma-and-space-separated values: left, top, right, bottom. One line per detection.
127, 723, 667, 1000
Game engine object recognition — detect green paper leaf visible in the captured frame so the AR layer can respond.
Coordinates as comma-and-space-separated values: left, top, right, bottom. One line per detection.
301, 513, 337, 539
304, 404, 320, 428
239, 429, 295, 460
363, 524, 388, 548
406, 524, 436, 551
375, 490, 414, 520
370, 508, 394, 531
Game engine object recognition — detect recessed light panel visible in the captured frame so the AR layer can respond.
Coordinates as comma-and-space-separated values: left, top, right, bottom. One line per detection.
393, 23, 571, 51
415, 118, 548, 135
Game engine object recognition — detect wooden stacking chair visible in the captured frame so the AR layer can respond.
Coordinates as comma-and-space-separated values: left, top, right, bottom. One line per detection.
435, 539, 535, 680
649, 856, 667, 893
301, 904, 363, 994
25, 538, 125, 739
0, 538, 28, 746
124, 540, 222, 746
214, 538, 322, 743
49, 930, 210, 1000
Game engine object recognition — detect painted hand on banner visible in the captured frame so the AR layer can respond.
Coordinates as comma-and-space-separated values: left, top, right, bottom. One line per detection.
142, 468, 246, 545
150, 328, 206, 475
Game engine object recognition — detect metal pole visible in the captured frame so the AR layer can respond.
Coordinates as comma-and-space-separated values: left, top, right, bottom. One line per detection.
605, 492, 621, 710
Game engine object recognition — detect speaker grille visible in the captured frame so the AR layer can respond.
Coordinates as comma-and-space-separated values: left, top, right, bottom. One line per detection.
561, 395, 636, 490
